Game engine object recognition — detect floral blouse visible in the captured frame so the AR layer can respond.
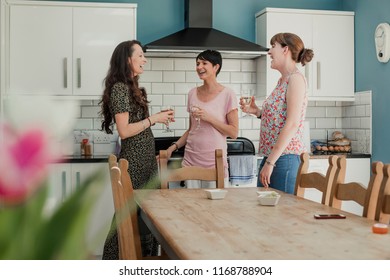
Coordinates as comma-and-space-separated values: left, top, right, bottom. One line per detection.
259, 70, 307, 156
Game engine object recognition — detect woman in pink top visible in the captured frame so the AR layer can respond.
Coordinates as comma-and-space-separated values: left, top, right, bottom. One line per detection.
166, 50, 239, 188
240, 33, 314, 194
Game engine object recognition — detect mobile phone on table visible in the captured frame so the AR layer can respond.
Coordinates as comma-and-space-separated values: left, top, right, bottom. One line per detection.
314, 214, 346, 219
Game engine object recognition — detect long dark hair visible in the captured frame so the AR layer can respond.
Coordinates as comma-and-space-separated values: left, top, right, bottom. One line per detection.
99, 40, 149, 134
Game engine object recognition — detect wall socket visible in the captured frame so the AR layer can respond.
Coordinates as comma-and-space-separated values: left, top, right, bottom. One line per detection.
74, 131, 90, 144
94, 131, 111, 144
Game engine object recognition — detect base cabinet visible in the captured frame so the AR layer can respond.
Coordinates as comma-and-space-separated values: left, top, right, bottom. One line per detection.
305, 157, 371, 216
48, 162, 113, 257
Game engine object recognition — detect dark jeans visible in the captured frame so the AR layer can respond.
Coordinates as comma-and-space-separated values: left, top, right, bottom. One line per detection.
257, 154, 301, 194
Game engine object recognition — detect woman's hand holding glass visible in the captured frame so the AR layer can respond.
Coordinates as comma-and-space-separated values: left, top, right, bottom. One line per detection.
190, 104, 201, 130
240, 89, 255, 117
160, 106, 175, 132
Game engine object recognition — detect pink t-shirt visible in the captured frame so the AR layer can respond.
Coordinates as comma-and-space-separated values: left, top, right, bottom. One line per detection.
182, 87, 238, 177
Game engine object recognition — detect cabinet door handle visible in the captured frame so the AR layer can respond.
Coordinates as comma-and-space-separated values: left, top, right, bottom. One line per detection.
317, 61, 321, 90
305, 65, 310, 89
76, 171, 81, 190
61, 171, 67, 201
63, 58, 68, 88
77, 58, 81, 88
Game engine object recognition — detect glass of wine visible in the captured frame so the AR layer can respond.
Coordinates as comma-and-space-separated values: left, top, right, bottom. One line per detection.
190, 104, 201, 130
241, 89, 253, 117
161, 105, 174, 133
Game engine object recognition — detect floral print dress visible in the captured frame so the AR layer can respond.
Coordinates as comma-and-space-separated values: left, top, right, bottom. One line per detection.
259, 70, 307, 156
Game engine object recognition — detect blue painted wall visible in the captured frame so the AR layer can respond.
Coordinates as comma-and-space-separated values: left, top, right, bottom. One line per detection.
64, 0, 342, 43
343, 0, 390, 163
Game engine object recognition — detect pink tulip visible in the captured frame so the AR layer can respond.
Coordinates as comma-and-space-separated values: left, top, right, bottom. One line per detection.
0, 124, 55, 204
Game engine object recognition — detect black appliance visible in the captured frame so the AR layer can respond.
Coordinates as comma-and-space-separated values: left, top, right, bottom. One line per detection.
154, 136, 255, 157
144, 0, 268, 59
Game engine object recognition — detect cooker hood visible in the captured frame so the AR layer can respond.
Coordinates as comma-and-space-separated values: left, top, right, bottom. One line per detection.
144, 0, 268, 59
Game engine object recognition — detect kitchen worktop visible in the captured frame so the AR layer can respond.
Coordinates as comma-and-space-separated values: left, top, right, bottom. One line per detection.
58, 152, 371, 164
309, 153, 371, 159
55, 155, 110, 163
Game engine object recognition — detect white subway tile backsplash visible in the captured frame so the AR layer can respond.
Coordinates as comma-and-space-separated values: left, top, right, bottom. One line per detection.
174, 83, 197, 94
326, 107, 342, 118
141, 71, 163, 82
241, 130, 260, 141
316, 118, 336, 129
239, 117, 255, 129
71, 58, 371, 156
222, 59, 241, 71
151, 83, 174, 94
344, 106, 356, 117
140, 82, 152, 93
355, 105, 366, 117
306, 106, 326, 118
174, 58, 194, 70
350, 117, 361, 129
174, 106, 189, 118
360, 117, 371, 129
163, 71, 186, 83
74, 118, 94, 130
215, 72, 231, 83
151, 58, 174, 70
230, 72, 252, 83
185, 71, 201, 82
149, 94, 163, 106
241, 60, 256, 72
81, 106, 100, 118
162, 94, 186, 106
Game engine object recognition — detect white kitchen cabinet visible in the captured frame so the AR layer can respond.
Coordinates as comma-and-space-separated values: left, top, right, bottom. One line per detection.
47, 162, 113, 257
255, 8, 354, 101
5, 0, 136, 97
304, 157, 371, 216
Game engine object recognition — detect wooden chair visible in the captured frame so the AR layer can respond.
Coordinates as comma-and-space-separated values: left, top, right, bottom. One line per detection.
294, 153, 340, 205
159, 149, 225, 189
375, 163, 390, 224
329, 159, 384, 219
108, 154, 167, 260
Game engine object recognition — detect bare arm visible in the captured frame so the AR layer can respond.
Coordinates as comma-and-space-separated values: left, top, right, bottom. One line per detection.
195, 108, 239, 139
115, 110, 173, 139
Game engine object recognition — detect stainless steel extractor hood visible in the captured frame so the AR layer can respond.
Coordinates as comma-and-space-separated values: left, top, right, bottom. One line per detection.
144, 0, 268, 59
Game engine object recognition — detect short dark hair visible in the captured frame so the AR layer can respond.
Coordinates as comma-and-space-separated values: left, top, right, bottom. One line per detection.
196, 50, 222, 76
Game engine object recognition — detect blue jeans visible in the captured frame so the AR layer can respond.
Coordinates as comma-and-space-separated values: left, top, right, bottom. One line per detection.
257, 154, 301, 194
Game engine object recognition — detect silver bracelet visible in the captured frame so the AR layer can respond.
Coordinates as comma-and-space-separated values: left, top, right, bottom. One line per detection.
266, 160, 276, 167
171, 142, 179, 151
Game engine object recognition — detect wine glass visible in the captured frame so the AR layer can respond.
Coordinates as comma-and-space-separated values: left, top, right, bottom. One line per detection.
161, 106, 174, 133
241, 89, 253, 117
190, 104, 201, 130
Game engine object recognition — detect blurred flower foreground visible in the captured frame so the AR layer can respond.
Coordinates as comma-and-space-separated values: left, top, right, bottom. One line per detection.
0, 96, 103, 259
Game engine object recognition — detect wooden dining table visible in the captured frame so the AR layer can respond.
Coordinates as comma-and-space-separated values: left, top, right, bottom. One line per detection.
134, 187, 390, 260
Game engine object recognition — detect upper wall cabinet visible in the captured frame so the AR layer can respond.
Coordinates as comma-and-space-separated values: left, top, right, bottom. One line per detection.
4, 0, 136, 97
255, 8, 355, 101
